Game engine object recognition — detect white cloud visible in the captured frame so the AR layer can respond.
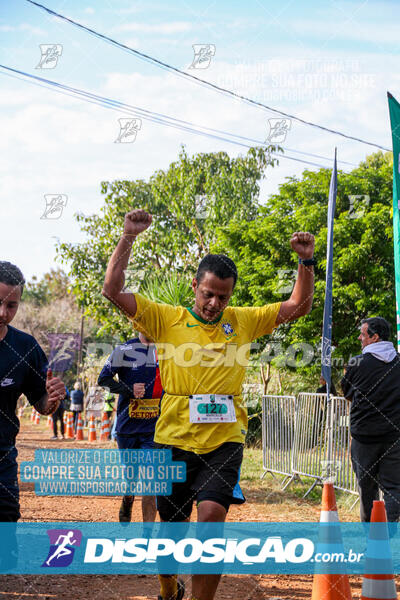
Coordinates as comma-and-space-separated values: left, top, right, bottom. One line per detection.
0, 45, 396, 279
289, 18, 400, 46
114, 21, 192, 35
122, 38, 140, 48
111, 7, 145, 15
111, 4, 168, 16
0, 22, 45, 35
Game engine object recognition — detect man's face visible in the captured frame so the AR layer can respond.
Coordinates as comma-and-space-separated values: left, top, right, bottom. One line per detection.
192, 271, 235, 322
0, 282, 22, 327
358, 323, 379, 349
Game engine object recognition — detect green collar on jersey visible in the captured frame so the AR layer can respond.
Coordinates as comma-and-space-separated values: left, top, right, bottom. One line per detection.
185, 306, 223, 325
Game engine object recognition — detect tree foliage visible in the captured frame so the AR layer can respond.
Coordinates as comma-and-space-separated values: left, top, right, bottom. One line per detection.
213, 151, 395, 376
22, 268, 72, 305
17, 270, 110, 387
140, 272, 193, 307
56, 146, 278, 337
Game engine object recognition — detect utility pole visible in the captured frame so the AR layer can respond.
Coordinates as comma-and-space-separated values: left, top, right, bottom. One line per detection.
77, 307, 84, 379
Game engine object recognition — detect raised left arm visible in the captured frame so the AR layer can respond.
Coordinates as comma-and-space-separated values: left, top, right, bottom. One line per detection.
275, 232, 315, 325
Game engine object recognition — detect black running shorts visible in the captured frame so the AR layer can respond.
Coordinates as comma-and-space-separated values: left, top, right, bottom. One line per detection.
156, 441, 245, 522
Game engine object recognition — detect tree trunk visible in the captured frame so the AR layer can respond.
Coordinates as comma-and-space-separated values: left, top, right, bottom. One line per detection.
260, 362, 271, 394
277, 369, 282, 393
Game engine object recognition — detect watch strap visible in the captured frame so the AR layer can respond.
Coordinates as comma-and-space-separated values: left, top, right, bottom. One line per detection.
298, 257, 316, 266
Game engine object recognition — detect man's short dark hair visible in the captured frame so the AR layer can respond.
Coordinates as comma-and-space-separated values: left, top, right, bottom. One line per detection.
361, 317, 391, 341
196, 254, 238, 287
0, 262, 25, 292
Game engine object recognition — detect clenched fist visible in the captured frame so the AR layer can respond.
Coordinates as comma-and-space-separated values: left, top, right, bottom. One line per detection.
124, 209, 152, 237
290, 232, 315, 260
133, 383, 146, 399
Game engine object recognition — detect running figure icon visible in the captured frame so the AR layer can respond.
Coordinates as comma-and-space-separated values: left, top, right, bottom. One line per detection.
45, 531, 77, 566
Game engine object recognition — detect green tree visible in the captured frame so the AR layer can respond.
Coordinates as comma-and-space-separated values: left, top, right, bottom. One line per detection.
213, 151, 395, 378
22, 268, 72, 305
141, 272, 193, 307
56, 145, 278, 337
18, 269, 113, 387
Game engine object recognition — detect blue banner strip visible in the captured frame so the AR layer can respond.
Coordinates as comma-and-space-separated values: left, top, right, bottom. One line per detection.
2, 522, 400, 575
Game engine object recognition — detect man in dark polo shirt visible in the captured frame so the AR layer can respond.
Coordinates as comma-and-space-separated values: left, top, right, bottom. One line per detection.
341, 317, 400, 523
98, 332, 161, 523
0, 261, 65, 522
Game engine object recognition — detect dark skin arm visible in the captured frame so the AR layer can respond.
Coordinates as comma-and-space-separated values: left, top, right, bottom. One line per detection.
103, 213, 315, 327
102, 209, 152, 318
275, 232, 315, 325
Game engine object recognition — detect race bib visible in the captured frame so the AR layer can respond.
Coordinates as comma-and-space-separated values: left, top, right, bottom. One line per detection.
189, 394, 236, 423
129, 398, 160, 419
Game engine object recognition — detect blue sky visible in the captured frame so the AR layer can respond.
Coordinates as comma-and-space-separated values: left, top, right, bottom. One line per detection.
1, 0, 399, 280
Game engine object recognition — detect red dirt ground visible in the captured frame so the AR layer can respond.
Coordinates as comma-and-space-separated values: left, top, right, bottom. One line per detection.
0, 420, 391, 599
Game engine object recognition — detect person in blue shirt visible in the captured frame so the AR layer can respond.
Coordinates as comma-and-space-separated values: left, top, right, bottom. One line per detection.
0, 261, 65, 522
70, 381, 84, 434
98, 332, 161, 523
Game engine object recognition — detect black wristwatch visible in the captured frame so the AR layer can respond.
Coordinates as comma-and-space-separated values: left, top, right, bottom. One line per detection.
298, 257, 316, 267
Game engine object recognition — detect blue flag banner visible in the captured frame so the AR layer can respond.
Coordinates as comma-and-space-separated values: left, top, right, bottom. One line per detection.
321, 149, 338, 391
1, 522, 400, 575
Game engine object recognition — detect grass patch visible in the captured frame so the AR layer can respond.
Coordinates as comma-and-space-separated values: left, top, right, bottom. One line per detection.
242, 447, 359, 519
241, 448, 265, 482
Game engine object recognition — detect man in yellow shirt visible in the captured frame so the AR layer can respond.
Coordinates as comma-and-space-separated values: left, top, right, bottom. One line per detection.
102, 209, 315, 600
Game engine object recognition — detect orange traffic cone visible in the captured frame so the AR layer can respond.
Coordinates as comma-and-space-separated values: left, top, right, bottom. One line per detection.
75, 413, 84, 441
100, 412, 111, 441
35, 410, 40, 425
88, 415, 97, 442
311, 483, 353, 600
63, 411, 68, 425
47, 415, 53, 429
361, 500, 397, 600
30, 407, 35, 422
66, 412, 74, 439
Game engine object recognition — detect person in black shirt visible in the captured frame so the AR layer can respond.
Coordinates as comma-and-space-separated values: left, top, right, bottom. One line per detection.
341, 317, 400, 523
316, 376, 337, 396
51, 394, 65, 440
0, 262, 65, 522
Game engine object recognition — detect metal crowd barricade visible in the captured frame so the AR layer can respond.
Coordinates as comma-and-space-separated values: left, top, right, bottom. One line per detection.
291, 393, 327, 497
261, 395, 297, 488
260, 392, 359, 500
329, 395, 358, 495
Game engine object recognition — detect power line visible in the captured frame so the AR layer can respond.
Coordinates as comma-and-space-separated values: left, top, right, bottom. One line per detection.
26, 0, 391, 152
0, 64, 324, 168
1, 64, 352, 169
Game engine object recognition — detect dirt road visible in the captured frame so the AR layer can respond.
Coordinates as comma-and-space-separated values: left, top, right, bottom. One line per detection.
0, 420, 370, 599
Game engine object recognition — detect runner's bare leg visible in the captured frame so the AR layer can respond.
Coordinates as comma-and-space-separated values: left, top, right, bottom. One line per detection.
191, 500, 227, 600
142, 495, 156, 521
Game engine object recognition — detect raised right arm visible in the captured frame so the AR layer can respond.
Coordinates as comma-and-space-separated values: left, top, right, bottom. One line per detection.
102, 209, 152, 318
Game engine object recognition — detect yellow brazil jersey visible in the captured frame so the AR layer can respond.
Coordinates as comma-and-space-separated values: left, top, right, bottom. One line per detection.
130, 294, 281, 453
